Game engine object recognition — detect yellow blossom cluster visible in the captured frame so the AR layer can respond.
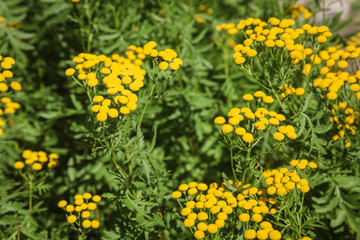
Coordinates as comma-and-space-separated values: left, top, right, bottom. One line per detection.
263, 160, 316, 196
279, 84, 305, 99
346, 32, 360, 47
143, 41, 183, 71
172, 181, 281, 240
65, 47, 147, 121
330, 102, 358, 147
231, 18, 331, 65
214, 92, 297, 143
14, 150, 59, 171
216, 22, 239, 35
199, 5, 213, 14
243, 221, 282, 240
0, 17, 21, 29
66, 42, 181, 122
287, 4, 313, 20
312, 44, 360, 100
58, 192, 101, 229
0, 55, 21, 136
195, 5, 213, 23
290, 159, 318, 170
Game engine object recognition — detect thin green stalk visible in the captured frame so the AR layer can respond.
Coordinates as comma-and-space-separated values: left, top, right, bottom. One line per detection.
28, 174, 33, 212
230, 143, 238, 185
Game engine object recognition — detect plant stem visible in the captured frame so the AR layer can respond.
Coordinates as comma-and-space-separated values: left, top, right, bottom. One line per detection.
28, 174, 33, 212
230, 143, 238, 185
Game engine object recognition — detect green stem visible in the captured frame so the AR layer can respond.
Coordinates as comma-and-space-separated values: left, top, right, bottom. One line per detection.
230, 143, 238, 185
28, 174, 33, 212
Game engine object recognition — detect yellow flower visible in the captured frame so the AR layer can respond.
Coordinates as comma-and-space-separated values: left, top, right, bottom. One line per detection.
295, 88, 305, 95
242, 133, 254, 143
247, 49, 257, 57
120, 107, 130, 115
96, 112, 107, 122
188, 187, 198, 195
65, 68, 75, 76
82, 220, 91, 228
197, 222, 208, 231
10, 82, 21, 91
169, 62, 179, 70
197, 183, 208, 191
255, 122, 265, 130
263, 96, 274, 103
75, 198, 84, 205
67, 215, 77, 224
14, 161, 25, 169
337, 60, 348, 69
269, 230, 282, 240
214, 116, 225, 124
207, 224, 218, 234
273, 132, 284, 141
194, 230, 205, 240
159, 61, 169, 70
257, 229, 269, 240
239, 213, 250, 222
184, 218, 195, 227
82, 211, 91, 218
87, 202, 97, 210
197, 212, 208, 220
267, 186, 276, 195
171, 191, 181, 199
108, 108, 119, 118
317, 36, 327, 43
65, 204, 75, 212
244, 229, 256, 239
83, 193, 92, 199
215, 219, 225, 228
92, 195, 101, 202
178, 184, 189, 191
254, 91, 265, 98
308, 162, 317, 168
57, 200, 67, 208
32, 163, 42, 171
252, 213, 262, 222
243, 94, 254, 101
327, 92, 337, 100
91, 220, 100, 228
221, 124, 233, 133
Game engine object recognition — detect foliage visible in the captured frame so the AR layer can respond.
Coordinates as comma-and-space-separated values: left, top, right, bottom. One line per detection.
0, 0, 359, 239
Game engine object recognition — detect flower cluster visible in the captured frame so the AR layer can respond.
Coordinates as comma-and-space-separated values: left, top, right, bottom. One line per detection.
0, 17, 21, 29
287, 4, 313, 20
232, 18, 332, 66
312, 44, 360, 101
0, 55, 21, 136
172, 181, 282, 240
290, 159, 318, 170
330, 102, 358, 147
14, 150, 59, 171
346, 32, 360, 47
65, 46, 148, 121
143, 41, 183, 71
263, 160, 316, 196
279, 84, 305, 99
216, 22, 239, 35
58, 193, 101, 230
195, 5, 213, 23
214, 92, 297, 144
243, 221, 281, 240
